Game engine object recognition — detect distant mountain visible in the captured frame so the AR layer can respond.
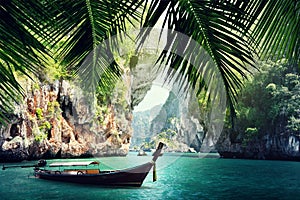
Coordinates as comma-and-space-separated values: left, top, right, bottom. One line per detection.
132, 91, 204, 152
131, 104, 163, 146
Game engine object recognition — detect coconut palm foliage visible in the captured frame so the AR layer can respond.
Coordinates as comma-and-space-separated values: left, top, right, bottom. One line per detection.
45, 0, 144, 91
142, 0, 299, 117
252, 0, 300, 63
0, 0, 51, 122
0, 0, 144, 122
0, 0, 299, 123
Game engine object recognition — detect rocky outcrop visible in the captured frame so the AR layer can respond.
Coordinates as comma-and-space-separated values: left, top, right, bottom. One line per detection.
217, 129, 300, 160
0, 79, 132, 162
149, 91, 204, 152
0, 51, 162, 162
130, 54, 160, 108
0, 51, 214, 161
130, 53, 206, 152
131, 105, 162, 146
131, 87, 205, 153
216, 62, 300, 160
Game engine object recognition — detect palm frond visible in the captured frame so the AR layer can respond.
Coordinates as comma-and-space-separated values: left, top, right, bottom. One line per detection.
142, 0, 259, 118
251, 0, 300, 65
45, 0, 144, 92
0, 0, 51, 123
1, 0, 299, 125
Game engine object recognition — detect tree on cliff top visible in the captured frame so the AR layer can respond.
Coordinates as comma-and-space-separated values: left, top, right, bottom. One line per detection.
230, 61, 300, 145
0, 0, 299, 123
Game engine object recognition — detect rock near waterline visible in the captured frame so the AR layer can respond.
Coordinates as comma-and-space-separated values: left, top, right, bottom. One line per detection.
0, 80, 131, 162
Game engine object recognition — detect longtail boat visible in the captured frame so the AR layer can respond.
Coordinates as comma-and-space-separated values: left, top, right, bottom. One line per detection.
3, 142, 164, 187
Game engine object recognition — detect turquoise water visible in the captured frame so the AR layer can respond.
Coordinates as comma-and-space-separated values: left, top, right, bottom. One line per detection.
1, 153, 300, 200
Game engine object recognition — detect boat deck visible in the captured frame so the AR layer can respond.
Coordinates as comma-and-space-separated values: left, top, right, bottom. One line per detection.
39, 169, 117, 175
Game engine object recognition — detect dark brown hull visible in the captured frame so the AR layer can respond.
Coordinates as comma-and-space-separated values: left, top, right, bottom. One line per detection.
34, 162, 154, 187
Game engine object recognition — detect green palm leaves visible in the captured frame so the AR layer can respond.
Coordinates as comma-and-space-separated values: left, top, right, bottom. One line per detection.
252, 0, 300, 63
45, 0, 144, 92
0, 0, 299, 123
142, 0, 299, 117
0, 0, 49, 122
143, 0, 257, 112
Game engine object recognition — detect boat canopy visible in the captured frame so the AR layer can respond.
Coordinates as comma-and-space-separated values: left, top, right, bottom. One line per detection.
49, 161, 100, 167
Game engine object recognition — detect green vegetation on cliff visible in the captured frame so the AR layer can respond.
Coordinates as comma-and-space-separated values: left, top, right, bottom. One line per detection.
227, 60, 300, 145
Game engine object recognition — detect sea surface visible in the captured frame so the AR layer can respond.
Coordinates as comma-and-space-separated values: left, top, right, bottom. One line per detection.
1, 152, 300, 200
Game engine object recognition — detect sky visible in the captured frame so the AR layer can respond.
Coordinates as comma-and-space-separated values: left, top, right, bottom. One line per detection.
133, 85, 169, 112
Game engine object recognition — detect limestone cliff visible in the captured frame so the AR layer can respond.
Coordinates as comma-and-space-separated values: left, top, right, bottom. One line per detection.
0, 51, 160, 162
149, 91, 204, 152
216, 62, 300, 160
217, 128, 300, 161
131, 104, 162, 146
130, 53, 159, 108
0, 79, 132, 162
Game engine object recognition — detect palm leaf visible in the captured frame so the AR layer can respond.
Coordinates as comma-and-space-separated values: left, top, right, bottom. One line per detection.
45, 0, 144, 92
142, 0, 299, 120
142, 0, 260, 119
0, 0, 51, 123
1, 0, 299, 125
251, 0, 300, 65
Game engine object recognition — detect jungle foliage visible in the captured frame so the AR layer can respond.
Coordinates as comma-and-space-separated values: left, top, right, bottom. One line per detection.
228, 61, 300, 143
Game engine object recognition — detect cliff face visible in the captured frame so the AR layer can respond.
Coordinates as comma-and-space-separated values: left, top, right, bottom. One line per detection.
10, 53, 298, 162
131, 105, 162, 146
150, 91, 204, 152
130, 53, 159, 108
0, 51, 161, 162
217, 129, 300, 160
216, 62, 300, 160
0, 79, 132, 162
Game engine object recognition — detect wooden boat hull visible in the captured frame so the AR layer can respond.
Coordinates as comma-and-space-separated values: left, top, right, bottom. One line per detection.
34, 162, 154, 187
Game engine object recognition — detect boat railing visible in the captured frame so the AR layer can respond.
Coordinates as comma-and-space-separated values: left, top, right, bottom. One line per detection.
62, 169, 100, 175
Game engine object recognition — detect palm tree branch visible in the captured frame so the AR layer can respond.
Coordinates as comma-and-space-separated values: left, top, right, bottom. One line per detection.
0, 0, 51, 122
142, 0, 258, 119
251, 0, 300, 65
